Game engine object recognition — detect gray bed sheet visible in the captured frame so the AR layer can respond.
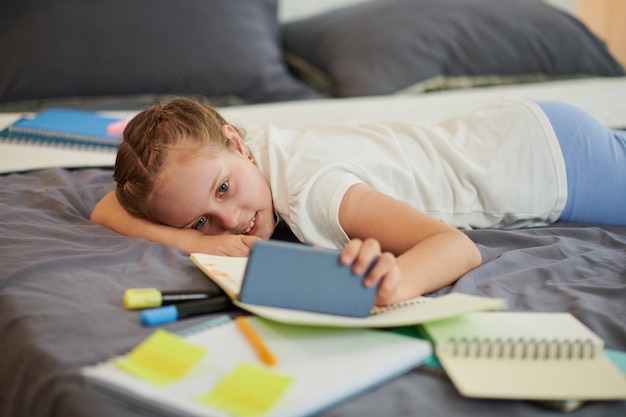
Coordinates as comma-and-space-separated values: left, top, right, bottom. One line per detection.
1, 167, 625, 417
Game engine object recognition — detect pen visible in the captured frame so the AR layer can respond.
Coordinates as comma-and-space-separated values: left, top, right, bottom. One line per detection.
140, 297, 234, 326
236, 316, 278, 366
124, 288, 224, 309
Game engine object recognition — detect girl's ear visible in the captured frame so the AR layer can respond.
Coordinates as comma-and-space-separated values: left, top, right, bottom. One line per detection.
220, 125, 249, 156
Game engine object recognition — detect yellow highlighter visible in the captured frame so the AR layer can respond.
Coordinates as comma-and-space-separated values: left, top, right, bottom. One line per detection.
123, 288, 222, 309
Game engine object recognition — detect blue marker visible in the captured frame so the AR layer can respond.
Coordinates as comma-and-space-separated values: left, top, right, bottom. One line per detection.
140, 297, 234, 326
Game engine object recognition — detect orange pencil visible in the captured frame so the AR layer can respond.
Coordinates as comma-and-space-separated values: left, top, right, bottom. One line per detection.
236, 316, 278, 366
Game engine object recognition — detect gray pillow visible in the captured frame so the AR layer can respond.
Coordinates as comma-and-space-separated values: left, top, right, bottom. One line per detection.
0, 0, 321, 108
281, 0, 626, 97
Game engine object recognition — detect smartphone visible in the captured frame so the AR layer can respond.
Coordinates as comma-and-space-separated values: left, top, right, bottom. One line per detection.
239, 240, 378, 317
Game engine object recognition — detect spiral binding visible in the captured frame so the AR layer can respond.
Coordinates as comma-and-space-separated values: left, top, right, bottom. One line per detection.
370, 296, 432, 315
441, 336, 599, 360
176, 314, 232, 337
0, 132, 118, 152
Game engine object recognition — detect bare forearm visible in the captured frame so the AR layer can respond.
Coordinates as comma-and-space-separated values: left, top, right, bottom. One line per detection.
91, 191, 199, 251
396, 230, 481, 299
117, 217, 209, 254
338, 184, 483, 304
90, 191, 258, 256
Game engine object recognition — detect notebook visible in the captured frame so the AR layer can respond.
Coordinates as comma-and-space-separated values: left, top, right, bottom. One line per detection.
0, 109, 119, 173
0, 109, 124, 173
0, 139, 116, 174
420, 312, 626, 400
8, 108, 125, 146
82, 315, 432, 417
189, 252, 506, 328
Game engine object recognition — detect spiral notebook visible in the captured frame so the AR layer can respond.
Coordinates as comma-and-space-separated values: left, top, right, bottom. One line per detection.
0, 109, 123, 173
420, 312, 626, 400
7, 108, 125, 147
81, 315, 431, 417
189, 251, 506, 328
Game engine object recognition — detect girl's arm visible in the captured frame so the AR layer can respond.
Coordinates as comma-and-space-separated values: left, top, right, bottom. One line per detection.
90, 191, 260, 256
338, 184, 482, 305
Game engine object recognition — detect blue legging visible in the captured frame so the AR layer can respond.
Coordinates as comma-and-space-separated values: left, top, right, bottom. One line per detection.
536, 101, 626, 225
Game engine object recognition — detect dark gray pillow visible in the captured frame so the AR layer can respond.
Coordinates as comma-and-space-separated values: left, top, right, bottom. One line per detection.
281, 0, 626, 97
0, 0, 321, 107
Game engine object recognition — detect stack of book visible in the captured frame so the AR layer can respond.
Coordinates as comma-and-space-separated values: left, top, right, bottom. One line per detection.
0, 108, 126, 151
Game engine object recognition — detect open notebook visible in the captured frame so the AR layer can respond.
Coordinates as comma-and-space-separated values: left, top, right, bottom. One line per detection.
189, 252, 505, 327
82, 315, 432, 417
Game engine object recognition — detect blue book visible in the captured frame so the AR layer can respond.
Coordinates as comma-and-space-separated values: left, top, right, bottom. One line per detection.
9, 108, 124, 146
0, 126, 119, 150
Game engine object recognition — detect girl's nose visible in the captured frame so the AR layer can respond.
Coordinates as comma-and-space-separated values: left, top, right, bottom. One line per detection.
216, 206, 240, 232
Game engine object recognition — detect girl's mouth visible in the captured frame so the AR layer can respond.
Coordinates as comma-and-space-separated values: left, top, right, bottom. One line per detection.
243, 212, 259, 235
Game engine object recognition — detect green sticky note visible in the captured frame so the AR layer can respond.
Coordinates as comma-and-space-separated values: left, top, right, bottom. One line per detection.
198, 362, 293, 417
115, 328, 207, 386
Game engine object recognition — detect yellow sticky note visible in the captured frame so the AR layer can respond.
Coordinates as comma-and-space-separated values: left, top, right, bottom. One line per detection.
197, 362, 293, 417
115, 329, 207, 386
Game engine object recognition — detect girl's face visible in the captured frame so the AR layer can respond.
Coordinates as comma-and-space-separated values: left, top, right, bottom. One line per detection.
149, 128, 275, 239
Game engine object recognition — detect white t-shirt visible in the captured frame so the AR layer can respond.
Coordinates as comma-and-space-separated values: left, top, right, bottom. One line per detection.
245, 100, 567, 249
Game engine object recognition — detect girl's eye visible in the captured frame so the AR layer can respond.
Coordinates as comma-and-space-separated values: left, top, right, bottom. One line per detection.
218, 181, 229, 196
194, 216, 207, 230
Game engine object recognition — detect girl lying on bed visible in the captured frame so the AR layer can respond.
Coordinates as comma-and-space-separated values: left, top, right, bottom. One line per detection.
91, 97, 626, 306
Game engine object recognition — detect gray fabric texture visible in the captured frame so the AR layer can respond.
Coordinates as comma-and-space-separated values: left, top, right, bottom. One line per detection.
281, 0, 626, 97
0, 0, 321, 107
1, 168, 625, 417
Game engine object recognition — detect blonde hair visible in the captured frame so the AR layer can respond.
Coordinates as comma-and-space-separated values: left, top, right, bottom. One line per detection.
114, 97, 242, 221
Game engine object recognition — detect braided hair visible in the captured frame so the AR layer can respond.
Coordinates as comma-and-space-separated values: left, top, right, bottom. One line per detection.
114, 97, 242, 221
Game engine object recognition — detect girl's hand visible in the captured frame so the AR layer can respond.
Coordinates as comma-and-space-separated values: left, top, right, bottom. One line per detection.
340, 238, 401, 306
192, 234, 261, 257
